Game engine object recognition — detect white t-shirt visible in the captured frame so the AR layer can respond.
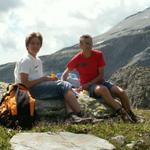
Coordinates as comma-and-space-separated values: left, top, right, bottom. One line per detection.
14, 53, 43, 83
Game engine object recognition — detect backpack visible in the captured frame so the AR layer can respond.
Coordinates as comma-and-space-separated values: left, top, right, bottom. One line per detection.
0, 83, 36, 129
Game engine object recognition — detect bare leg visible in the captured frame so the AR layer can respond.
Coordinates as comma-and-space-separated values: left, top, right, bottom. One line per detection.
64, 89, 81, 113
111, 85, 138, 122
110, 85, 131, 113
65, 103, 73, 113
94, 85, 121, 110
94, 85, 134, 122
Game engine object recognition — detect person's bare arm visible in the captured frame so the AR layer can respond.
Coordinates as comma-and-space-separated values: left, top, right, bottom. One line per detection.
61, 68, 71, 81
88, 67, 104, 85
20, 73, 53, 88
82, 67, 104, 90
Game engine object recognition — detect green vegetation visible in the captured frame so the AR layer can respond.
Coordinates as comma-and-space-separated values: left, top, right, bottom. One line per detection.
0, 109, 150, 150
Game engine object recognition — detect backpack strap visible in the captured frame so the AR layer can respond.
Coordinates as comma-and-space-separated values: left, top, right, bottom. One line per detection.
16, 83, 28, 90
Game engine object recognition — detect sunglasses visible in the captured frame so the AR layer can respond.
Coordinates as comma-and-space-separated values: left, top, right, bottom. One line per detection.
80, 41, 92, 45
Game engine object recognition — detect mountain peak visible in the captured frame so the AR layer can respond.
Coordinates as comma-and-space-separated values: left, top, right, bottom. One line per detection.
0, 7, 150, 82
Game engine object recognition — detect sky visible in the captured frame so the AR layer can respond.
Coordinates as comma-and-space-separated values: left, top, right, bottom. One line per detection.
0, 0, 150, 65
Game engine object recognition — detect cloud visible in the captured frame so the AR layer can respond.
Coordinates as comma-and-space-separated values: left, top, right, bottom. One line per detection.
0, 0, 23, 12
0, 0, 150, 65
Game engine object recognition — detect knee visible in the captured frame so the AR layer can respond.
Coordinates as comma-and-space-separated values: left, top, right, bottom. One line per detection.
117, 88, 126, 96
95, 85, 109, 96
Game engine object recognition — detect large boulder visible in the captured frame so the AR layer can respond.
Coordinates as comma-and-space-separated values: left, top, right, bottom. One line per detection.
0, 82, 106, 119
36, 92, 107, 119
110, 65, 150, 108
10, 132, 116, 150
35, 99, 66, 119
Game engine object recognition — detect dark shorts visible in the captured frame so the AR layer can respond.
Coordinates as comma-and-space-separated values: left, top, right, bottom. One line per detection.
29, 80, 72, 100
88, 81, 114, 102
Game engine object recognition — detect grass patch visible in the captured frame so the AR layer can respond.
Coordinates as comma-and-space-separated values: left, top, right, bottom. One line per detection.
0, 109, 150, 150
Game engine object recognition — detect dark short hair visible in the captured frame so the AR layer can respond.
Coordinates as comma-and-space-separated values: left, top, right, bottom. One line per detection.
25, 32, 43, 49
80, 34, 92, 40
80, 34, 93, 46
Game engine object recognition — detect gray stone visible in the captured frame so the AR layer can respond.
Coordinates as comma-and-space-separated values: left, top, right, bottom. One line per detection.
10, 132, 115, 150
0, 82, 108, 118
36, 99, 65, 117
110, 66, 150, 108
78, 92, 107, 117
0, 82, 8, 102
126, 140, 146, 149
35, 93, 107, 118
126, 141, 137, 149
111, 135, 126, 145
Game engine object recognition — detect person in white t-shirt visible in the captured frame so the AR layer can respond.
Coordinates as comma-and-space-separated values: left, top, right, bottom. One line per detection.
14, 32, 84, 119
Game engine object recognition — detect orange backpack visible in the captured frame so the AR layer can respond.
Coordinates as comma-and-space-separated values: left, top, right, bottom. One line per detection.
0, 83, 36, 128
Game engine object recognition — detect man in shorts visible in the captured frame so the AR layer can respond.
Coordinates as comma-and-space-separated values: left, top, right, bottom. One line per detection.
61, 34, 137, 122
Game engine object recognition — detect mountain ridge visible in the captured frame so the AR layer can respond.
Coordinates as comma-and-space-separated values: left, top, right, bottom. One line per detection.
0, 7, 150, 82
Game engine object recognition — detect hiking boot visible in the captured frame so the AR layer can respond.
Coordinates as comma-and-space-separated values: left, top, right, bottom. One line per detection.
116, 108, 133, 122
66, 112, 92, 124
128, 110, 138, 123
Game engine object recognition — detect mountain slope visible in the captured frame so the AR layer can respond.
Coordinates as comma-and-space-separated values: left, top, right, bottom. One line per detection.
0, 7, 150, 82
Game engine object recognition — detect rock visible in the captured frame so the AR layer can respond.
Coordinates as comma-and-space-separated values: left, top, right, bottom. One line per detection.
0, 82, 109, 119
126, 140, 146, 149
110, 65, 150, 108
0, 82, 8, 101
126, 141, 137, 149
35, 99, 66, 117
78, 92, 107, 117
111, 135, 126, 145
36, 93, 107, 119
0, 82, 66, 118
10, 132, 116, 150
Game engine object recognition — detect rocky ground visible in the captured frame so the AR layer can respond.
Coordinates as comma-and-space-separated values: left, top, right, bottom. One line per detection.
110, 65, 150, 108
0, 82, 108, 121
